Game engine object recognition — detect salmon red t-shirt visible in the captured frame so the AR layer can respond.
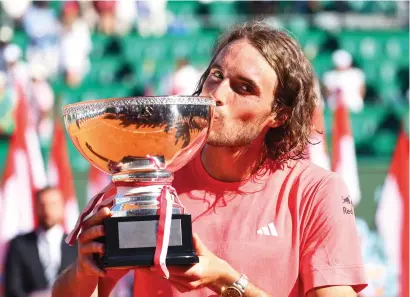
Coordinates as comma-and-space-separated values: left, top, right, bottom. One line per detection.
132, 155, 367, 297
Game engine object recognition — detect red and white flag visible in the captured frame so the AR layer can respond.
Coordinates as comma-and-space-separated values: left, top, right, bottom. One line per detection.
331, 91, 361, 206
47, 120, 79, 232
87, 165, 111, 202
309, 101, 330, 171
0, 84, 47, 243
376, 131, 409, 297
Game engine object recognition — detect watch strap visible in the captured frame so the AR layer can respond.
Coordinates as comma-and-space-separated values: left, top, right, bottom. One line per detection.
232, 274, 248, 294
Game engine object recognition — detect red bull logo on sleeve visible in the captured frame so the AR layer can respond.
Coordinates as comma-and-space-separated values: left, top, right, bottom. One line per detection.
342, 195, 354, 214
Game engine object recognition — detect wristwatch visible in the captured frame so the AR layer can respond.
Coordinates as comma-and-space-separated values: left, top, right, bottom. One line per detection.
221, 274, 248, 297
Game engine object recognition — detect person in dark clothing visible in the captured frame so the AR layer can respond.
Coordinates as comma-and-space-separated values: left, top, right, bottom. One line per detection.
4, 187, 77, 297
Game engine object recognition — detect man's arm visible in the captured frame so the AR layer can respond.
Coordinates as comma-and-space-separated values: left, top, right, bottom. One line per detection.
4, 239, 28, 297
166, 253, 357, 297
51, 261, 99, 297
164, 229, 363, 297
244, 282, 356, 297
52, 261, 127, 297
207, 262, 357, 297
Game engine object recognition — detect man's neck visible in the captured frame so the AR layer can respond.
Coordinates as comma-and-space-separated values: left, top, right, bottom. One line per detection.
201, 139, 267, 183
38, 223, 63, 234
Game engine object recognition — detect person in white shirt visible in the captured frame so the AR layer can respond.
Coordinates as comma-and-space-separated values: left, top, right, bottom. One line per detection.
4, 187, 78, 297
59, 1, 92, 87
323, 49, 366, 113
3, 43, 30, 92
166, 58, 202, 96
28, 63, 55, 144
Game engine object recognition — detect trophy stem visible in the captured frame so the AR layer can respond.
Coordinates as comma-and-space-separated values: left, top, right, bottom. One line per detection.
110, 170, 184, 217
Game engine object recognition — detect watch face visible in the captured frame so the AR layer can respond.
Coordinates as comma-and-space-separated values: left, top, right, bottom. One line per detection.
222, 287, 242, 297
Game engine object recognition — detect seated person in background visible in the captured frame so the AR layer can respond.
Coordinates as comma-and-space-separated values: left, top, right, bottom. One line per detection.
4, 187, 78, 297
323, 49, 366, 113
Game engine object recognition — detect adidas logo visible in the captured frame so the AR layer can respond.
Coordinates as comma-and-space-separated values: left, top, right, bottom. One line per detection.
256, 222, 278, 236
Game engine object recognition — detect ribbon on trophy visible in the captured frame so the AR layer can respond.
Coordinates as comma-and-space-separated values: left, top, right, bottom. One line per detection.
147, 154, 186, 278
66, 182, 117, 245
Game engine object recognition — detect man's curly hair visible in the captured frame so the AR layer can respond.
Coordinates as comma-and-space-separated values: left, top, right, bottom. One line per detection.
193, 21, 317, 163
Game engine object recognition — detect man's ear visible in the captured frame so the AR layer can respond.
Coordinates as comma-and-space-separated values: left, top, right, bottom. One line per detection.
267, 107, 289, 128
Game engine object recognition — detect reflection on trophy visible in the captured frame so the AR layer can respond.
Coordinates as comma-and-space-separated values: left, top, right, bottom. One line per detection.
63, 96, 215, 272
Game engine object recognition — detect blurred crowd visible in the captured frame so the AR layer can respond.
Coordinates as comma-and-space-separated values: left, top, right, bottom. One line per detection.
0, 0, 408, 161
0, 1, 408, 143
0, 1, 193, 141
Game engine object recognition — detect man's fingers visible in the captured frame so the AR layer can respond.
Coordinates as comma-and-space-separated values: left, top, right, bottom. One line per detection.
168, 276, 203, 291
78, 225, 105, 244
79, 242, 105, 255
81, 257, 106, 277
82, 207, 112, 230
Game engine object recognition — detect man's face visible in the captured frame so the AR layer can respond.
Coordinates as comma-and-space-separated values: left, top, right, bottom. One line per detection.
200, 39, 278, 147
36, 189, 64, 230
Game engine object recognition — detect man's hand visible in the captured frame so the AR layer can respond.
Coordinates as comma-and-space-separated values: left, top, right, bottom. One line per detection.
77, 207, 131, 281
151, 233, 240, 294
76, 207, 112, 278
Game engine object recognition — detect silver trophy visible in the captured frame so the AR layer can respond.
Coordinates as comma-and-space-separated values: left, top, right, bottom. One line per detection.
63, 96, 215, 268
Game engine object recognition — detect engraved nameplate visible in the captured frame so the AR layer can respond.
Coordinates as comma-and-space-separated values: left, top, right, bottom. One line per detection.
118, 219, 182, 249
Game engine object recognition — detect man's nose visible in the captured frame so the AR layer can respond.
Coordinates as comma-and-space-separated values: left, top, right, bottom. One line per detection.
210, 79, 230, 107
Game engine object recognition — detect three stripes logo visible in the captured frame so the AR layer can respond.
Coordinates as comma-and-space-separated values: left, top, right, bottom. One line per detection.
256, 222, 278, 236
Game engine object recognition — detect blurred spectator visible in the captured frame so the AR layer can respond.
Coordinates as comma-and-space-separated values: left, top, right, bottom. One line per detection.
293, 1, 323, 14
4, 187, 78, 297
0, 26, 14, 72
1, 0, 31, 25
136, 0, 168, 37
0, 72, 16, 137
163, 58, 201, 95
59, 1, 92, 87
93, 1, 117, 35
115, 0, 137, 36
23, 1, 60, 78
28, 63, 55, 144
3, 43, 30, 92
323, 49, 366, 113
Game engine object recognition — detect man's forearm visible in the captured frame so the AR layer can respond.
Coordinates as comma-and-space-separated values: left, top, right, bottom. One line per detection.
52, 262, 98, 297
243, 282, 275, 297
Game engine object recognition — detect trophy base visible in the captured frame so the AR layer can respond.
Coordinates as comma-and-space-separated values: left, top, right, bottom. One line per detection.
96, 214, 199, 268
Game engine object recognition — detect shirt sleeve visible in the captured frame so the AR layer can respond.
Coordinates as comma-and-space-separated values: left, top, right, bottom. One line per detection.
299, 173, 368, 296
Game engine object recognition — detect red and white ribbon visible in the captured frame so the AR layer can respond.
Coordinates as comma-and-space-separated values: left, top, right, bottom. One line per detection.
153, 185, 174, 278
65, 182, 117, 245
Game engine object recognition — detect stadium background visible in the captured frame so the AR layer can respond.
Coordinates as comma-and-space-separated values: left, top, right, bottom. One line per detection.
0, 1, 408, 297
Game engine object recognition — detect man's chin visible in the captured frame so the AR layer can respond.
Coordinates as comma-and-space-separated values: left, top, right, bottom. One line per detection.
206, 138, 250, 148
206, 140, 227, 147
40, 221, 58, 230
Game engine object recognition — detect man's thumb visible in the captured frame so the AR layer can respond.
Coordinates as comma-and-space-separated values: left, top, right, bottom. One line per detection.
192, 233, 208, 256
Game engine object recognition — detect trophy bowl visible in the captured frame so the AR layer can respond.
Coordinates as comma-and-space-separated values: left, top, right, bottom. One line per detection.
63, 96, 215, 269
